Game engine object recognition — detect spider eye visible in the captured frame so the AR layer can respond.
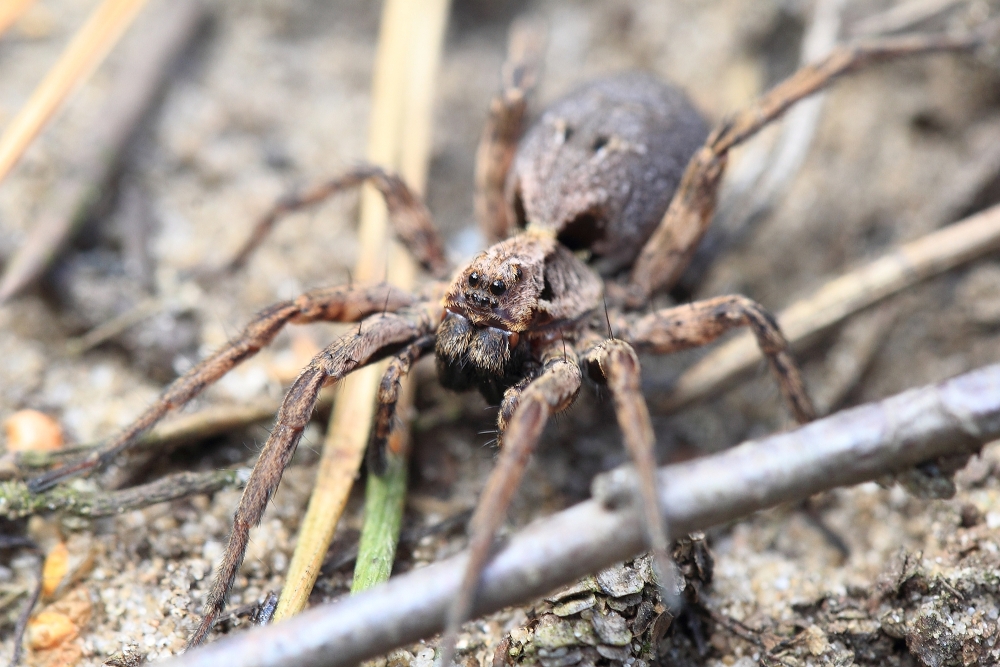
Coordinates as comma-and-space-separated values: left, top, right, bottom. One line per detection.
468, 272, 480, 287
489, 280, 507, 296
513, 265, 523, 281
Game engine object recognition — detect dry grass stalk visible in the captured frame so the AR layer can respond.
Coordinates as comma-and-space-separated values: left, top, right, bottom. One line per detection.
662, 202, 1000, 412
274, 0, 450, 618
0, 0, 150, 186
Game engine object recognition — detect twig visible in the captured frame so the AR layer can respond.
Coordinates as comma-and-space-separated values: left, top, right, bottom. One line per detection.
0, 0, 207, 303
10, 399, 289, 475
660, 202, 1000, 413
274, 0, 450, 618
0, 469, 246, 519
852, 0, 965, 37
164, 362, 1000, 667
810, 302, 900, 415
0, 0, 151, 185
0, 0, 36, 38
8, 547, 41, 667
65, 297, 162, 355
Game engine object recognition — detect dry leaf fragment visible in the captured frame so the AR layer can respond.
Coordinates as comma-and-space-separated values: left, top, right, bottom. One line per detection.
26, 611, 78, 650
41, 543, 69, 597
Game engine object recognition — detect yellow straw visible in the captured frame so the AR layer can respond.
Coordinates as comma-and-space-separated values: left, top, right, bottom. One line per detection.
0, 0, 150, 185
274, 0, 451, 618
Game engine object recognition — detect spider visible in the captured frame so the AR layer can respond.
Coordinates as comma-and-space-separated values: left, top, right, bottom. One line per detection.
24, 15, 986, 663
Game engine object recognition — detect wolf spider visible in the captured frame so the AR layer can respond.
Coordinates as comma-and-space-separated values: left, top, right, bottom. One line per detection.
26, 17, 985, 661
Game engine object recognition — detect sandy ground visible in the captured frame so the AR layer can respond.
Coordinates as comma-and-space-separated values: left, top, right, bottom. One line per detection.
3, 0, 1000, 665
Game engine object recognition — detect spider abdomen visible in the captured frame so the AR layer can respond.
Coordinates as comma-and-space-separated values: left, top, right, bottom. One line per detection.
506, 73, 709, 274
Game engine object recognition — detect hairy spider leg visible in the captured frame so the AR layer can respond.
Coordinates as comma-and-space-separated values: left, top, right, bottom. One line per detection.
227, 163, 449, 279
622, 295, 816, 424
27, 284, 417, 493
580, 338, 681, 608
627, 29, 989, 304
367, 334, 437, 475
186, 303, 441, 649
474, 18, 545, 242
438, 344, 582, 667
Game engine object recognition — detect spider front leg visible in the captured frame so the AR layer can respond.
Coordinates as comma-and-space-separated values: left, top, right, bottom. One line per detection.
579, 337, 680, 606
27, 284, 417, 493
227, 163, 449, 278
627, 29, 986, 302
622, 295, 815, 424
367, 334, 437, 475
187, 303, 440, 648
438, 345, 581, 667
474, 19, 544, 242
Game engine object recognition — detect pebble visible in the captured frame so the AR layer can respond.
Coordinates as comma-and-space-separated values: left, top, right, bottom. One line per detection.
3, 409, 63, 452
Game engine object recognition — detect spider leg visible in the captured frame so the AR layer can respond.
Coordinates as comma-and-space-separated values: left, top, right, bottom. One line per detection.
474, 19, 544, 242
438, 345, 581, 667
27, 284, 417, 492
227, 163, 449, 278
627, 29, 986, 303
366, 334, 436, 475
622, 295, 815, 424
187, 304, 439, 648
579, 338, 680, 607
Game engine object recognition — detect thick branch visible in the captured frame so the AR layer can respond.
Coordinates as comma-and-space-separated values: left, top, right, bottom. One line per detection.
164, 363, 1000, 667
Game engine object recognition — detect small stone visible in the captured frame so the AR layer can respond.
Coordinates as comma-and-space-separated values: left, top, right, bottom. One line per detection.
606, 593, 642, 612
801, 625, 828, 656
534, 615, 598, 650
547, 576, 600, 602
539, 648, 583, 667
586, 610, 632, 646
553, 594, 596, 617
4, 409, 63, 452
880, 608, 907, 639
410, 647, 436, 667
595, 644, 631, 661
960, 504, 983, 528
596, 564, 644, 597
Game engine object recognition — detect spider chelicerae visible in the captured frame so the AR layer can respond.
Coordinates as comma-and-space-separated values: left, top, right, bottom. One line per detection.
24, 16, 988, 662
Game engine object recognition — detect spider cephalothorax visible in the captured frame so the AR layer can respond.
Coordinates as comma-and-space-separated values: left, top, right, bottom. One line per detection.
436, 230, 601, 403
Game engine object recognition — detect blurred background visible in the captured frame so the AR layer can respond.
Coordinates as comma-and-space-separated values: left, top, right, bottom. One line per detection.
3, 0, 1000, 664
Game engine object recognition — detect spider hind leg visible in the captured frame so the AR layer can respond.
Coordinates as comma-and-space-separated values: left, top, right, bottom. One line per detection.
437, 343, 581, 667
580, 337, 682, 608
